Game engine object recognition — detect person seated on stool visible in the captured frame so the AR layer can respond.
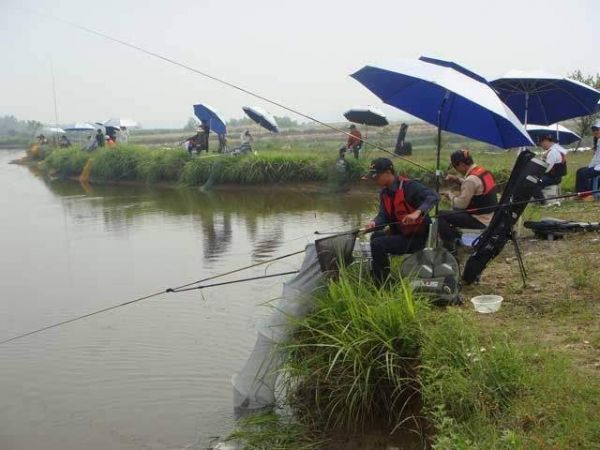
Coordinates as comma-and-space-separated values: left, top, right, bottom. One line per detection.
531, 133, 567, 204
339, 124, 363, 159
364, 157, 438, 286
438, 149, 498, 253
575, 120, 600, 201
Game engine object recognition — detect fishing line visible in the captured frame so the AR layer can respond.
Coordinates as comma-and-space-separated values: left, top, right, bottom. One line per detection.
16, 7, 432, 173
0, 248, 306, 345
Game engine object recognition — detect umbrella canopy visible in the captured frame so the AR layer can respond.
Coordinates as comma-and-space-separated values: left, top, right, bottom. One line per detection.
39, 127, 65, 135
526, 123, 581, 146
193, 104, 227, 134
490, 70, 600, 126
103, 118, 138, 128
64, 122, 97, 132
343, 106, 389, 126
351, 59, 534, 149
242, 106, 279, 133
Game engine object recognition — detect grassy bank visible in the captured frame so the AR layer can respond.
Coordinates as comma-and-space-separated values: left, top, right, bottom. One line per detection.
228, 214, 600, 449
26, 139, 596, 192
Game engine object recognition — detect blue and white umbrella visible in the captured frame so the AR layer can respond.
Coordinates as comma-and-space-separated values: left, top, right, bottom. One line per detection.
104, 118, 138, 129
193, 104, 227, 134
64, 122, 97, 132
490, 70, 600, 126
526, 123, 581, 146
351, 59, 534, 150
242, 106, 279, 133
343, 106, 389, 127
352, 58, 534, 216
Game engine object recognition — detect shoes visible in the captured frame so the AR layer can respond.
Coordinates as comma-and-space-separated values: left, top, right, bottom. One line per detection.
581, 195, 595, 202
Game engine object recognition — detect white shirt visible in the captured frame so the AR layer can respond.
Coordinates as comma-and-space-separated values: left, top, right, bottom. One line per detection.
589, 140, 600, 171
543, 143, 566, 173
240, 131, 253, 145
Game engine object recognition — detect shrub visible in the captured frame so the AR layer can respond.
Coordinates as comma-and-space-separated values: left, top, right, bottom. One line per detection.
43, 148, 90, 179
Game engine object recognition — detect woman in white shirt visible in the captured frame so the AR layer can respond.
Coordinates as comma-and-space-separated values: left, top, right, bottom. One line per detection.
531, 134, 567, 203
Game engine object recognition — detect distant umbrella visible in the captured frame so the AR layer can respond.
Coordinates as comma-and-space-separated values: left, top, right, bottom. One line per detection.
39, 127, 65, 135
103, 118, 138, 128
490, 71, 600, 126
526, 123, 581, 146
343, 106, 388, 127
193, 104, 227, 134
242, 106, 279, 133
64, 122, 97, 132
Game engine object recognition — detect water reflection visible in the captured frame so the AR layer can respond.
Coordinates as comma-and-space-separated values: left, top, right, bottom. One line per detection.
45, 180, 373, 261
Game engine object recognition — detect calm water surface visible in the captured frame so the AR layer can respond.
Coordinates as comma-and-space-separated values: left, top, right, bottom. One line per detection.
0, 149, 374, 450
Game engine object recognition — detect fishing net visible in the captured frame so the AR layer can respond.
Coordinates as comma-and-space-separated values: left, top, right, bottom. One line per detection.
314, 232, 358, 277
232, 233, 358, 416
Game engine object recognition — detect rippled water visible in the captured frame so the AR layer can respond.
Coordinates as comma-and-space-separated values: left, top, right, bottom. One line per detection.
0, 149, 374, 450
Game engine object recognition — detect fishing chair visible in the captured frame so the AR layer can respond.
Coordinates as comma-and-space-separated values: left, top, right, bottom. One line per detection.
593, 176, 600, 200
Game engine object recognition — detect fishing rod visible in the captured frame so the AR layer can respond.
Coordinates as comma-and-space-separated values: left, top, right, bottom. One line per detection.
313, 189, 600, 237
167, 270, 299, 293
16, 7, 432, 173
0, 248, 306, 346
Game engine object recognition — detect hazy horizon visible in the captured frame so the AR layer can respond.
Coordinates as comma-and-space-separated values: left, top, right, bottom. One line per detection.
1, 0, 597, 129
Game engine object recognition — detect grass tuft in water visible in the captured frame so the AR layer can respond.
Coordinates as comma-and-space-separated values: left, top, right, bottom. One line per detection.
282, 266, 427, 431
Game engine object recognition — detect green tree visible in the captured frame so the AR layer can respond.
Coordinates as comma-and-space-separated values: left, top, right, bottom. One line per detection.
567, 70, 600, 148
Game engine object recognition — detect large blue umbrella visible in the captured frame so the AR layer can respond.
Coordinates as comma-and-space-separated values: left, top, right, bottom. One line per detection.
351, 59, 533, 150
242, 106, 279, 133
351, 58, 534, 215
193, 104, 227, 134
490, 70, 600, 126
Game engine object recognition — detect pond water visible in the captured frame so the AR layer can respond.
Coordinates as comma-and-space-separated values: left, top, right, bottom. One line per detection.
0, 149, 375, 450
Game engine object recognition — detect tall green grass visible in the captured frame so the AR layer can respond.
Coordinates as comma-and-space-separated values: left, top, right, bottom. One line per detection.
43, 147, 90, 179
283, 267, 427, 431
229, 269, 600, 448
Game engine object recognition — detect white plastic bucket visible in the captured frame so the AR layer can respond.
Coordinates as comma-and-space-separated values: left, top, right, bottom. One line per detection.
471, 295, 503, 313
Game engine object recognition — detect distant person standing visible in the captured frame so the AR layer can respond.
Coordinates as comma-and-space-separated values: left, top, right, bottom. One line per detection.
199, 120, 210, 153
96, 129, 105, 147
575, 121, 600, 201
119, 126, 129, 144
339, 124, 363, 159
218, 133, 228, 153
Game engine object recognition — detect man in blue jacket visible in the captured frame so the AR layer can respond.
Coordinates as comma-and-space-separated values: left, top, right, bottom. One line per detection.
364, 158, 439, 285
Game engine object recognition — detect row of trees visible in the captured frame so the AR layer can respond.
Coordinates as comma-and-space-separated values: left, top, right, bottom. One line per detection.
0, 116, 43, 137
568, 71, 600, 145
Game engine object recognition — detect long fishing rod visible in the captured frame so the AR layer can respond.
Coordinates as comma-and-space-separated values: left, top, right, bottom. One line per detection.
17, 7, 432, 173
313, 189, 600, 236
168, 270, 299, 293
0, 248, 306, 346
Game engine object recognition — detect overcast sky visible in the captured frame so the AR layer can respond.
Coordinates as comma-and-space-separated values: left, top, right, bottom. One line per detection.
1, 0, 597, 128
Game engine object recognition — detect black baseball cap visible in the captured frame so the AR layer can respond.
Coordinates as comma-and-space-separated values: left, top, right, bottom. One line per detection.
367, 157, 394, 178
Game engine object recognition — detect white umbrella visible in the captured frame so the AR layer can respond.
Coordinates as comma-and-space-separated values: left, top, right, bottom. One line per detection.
64, 122, 97, 132
103, 118, 138, 128
39, 127, 65, 135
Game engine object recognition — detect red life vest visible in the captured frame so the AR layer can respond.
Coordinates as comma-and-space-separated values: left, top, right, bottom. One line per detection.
466, 166, 498, 211
381, 177, 426, 236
